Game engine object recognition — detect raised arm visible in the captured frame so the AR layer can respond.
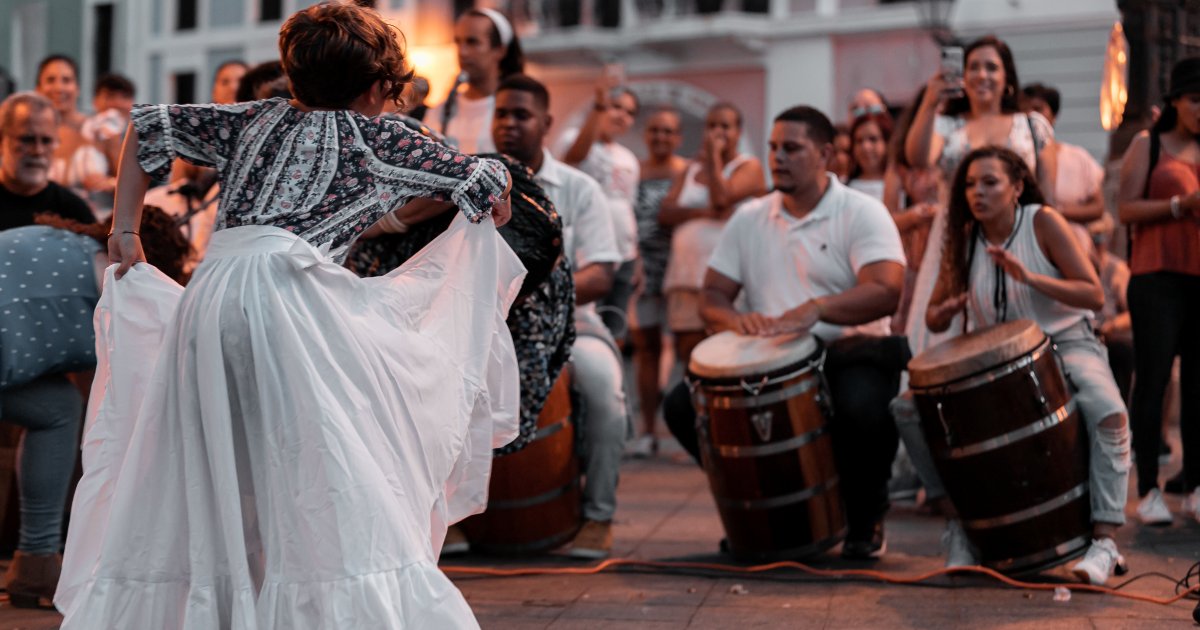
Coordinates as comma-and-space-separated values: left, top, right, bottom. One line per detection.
1018, 206, 1103, 310
707, 157, 766, 220
905, 74, 950, 169
563, 76, 616, 166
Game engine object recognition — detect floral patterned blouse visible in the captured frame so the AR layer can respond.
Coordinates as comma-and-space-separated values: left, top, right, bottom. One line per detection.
130, 98, 508, 262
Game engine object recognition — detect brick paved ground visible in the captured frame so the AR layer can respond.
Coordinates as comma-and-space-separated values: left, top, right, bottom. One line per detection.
1, 439, 1196, 629
451, 447, 1200, 630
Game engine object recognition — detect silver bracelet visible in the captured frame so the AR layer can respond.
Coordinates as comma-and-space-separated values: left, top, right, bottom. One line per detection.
1171, 194, 1182, 219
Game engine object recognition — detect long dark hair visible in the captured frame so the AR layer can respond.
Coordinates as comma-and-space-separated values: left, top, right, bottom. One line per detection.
943, 36, 1022, 117
941, 146, 1045, 294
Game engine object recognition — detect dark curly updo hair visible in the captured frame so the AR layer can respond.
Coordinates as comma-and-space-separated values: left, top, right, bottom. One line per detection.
36, 205, 193, 284
279, 2, 414, 109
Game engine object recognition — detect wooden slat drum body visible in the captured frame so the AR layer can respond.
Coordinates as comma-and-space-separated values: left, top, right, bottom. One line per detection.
460, 370, 581, 553
688, 332, 845, 561
909, 320, 1092, 574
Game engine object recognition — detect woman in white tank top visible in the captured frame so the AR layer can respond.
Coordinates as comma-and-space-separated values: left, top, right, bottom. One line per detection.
926, 146, 1132, 587
658, 103, 766, 366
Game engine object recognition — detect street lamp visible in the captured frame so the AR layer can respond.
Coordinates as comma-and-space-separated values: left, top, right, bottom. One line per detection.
915, 0, 957, 46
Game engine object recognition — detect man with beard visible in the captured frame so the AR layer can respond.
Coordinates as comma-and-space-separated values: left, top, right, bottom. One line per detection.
0, 92, 95, 230
493, 74, 628, 559
663, 105, 907, 560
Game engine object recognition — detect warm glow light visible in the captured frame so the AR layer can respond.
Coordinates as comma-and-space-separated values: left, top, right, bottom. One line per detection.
1101, 22, 1129, 132
380, 13, 459, 109
407, 44, 459, 108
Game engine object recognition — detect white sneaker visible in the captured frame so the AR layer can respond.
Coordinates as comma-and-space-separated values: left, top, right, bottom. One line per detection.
941, 519, 979, 568
1137, 489, 1173, 526
1070, 538, 1123, 585
1185, 487, 1200, 524
624, 433, 657, 459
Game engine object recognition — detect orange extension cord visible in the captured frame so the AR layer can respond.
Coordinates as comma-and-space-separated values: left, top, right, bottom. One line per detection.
443, 558, 1200, 607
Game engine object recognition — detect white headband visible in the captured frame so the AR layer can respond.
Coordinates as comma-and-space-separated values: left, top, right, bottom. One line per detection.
475, 8, 514, 49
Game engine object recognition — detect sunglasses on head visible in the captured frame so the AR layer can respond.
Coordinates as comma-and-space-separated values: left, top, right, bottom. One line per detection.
851, 104, 886, 119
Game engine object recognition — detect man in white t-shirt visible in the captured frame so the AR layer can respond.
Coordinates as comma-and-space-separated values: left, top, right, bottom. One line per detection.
563, 79, 641, 343
492, 75, 629, 559
1021, 83, 1105, 237
664, 105, 908, 560
431, 9, 524, 154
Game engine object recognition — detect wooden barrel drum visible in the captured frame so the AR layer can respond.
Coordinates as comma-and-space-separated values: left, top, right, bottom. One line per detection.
908, 320, 1092, 574
459, 370, 581, 553
687, 332, 845, 561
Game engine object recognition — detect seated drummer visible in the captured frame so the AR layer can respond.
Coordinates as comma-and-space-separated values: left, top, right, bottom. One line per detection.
492, 74, 629, 559
925, 146, 1131, 585
663, 105, 907, 559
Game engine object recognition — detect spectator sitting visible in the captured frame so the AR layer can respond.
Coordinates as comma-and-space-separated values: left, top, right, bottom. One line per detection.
0, 205, 190, 608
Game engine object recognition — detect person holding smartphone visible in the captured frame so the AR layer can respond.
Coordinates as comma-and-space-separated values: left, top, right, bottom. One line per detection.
891, 35, 1058, 568
563, 66, 642, 345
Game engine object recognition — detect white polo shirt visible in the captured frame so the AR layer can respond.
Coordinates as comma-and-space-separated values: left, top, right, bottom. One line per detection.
707, 177, 906, 342
535, 149, 622, 329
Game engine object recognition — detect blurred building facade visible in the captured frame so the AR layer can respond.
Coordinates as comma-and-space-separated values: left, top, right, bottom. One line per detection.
1, 0, 1117, 161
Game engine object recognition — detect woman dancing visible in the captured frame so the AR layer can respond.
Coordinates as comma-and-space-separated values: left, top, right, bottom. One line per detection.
55, 4, 521, 628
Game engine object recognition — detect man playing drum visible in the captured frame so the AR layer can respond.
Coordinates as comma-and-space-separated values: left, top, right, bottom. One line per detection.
492, 74, 629, 559
664, 105, 907, 559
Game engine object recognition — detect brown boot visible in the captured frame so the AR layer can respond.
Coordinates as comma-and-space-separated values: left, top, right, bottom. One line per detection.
563, 520, 612, 560
4, 551, 61, 609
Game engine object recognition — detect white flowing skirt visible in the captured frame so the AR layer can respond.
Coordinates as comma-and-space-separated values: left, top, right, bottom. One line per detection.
56, 214, 525, 629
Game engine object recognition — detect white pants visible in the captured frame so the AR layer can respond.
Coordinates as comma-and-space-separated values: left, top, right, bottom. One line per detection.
572, 335, 629, 522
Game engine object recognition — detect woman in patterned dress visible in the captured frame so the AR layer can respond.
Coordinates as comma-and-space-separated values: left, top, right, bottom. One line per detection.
56, 4, 520, 629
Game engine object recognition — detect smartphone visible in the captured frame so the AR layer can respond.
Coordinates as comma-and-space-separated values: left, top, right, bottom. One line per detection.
940, 46, 964, 99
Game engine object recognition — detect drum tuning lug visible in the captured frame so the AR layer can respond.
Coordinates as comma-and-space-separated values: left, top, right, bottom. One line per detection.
1028, 370, 1049, 413
937, 402, 954, 446
741, 375, 769, 397
1115, 555, 1128, 576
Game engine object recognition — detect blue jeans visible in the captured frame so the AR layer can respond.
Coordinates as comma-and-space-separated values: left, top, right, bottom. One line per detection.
0, 375, 82, 553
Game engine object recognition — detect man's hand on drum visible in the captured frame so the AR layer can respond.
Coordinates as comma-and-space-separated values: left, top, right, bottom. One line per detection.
733, 312, 781, 336
986, 246, 1029, 283
776, 300, 821, 336
928, 292, 968, 330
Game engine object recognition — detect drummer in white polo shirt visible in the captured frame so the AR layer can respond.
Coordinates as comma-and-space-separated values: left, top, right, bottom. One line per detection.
663, 105, 908, 560
493, 74, 629, 559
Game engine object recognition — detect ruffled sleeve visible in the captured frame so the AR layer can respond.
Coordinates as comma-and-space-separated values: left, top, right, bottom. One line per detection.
359, 117, 509, 224
130, 102, 257, 182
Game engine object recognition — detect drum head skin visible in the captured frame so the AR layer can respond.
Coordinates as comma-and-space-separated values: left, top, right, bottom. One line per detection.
908, 319, 1045, 388
689, 331, 819, 378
